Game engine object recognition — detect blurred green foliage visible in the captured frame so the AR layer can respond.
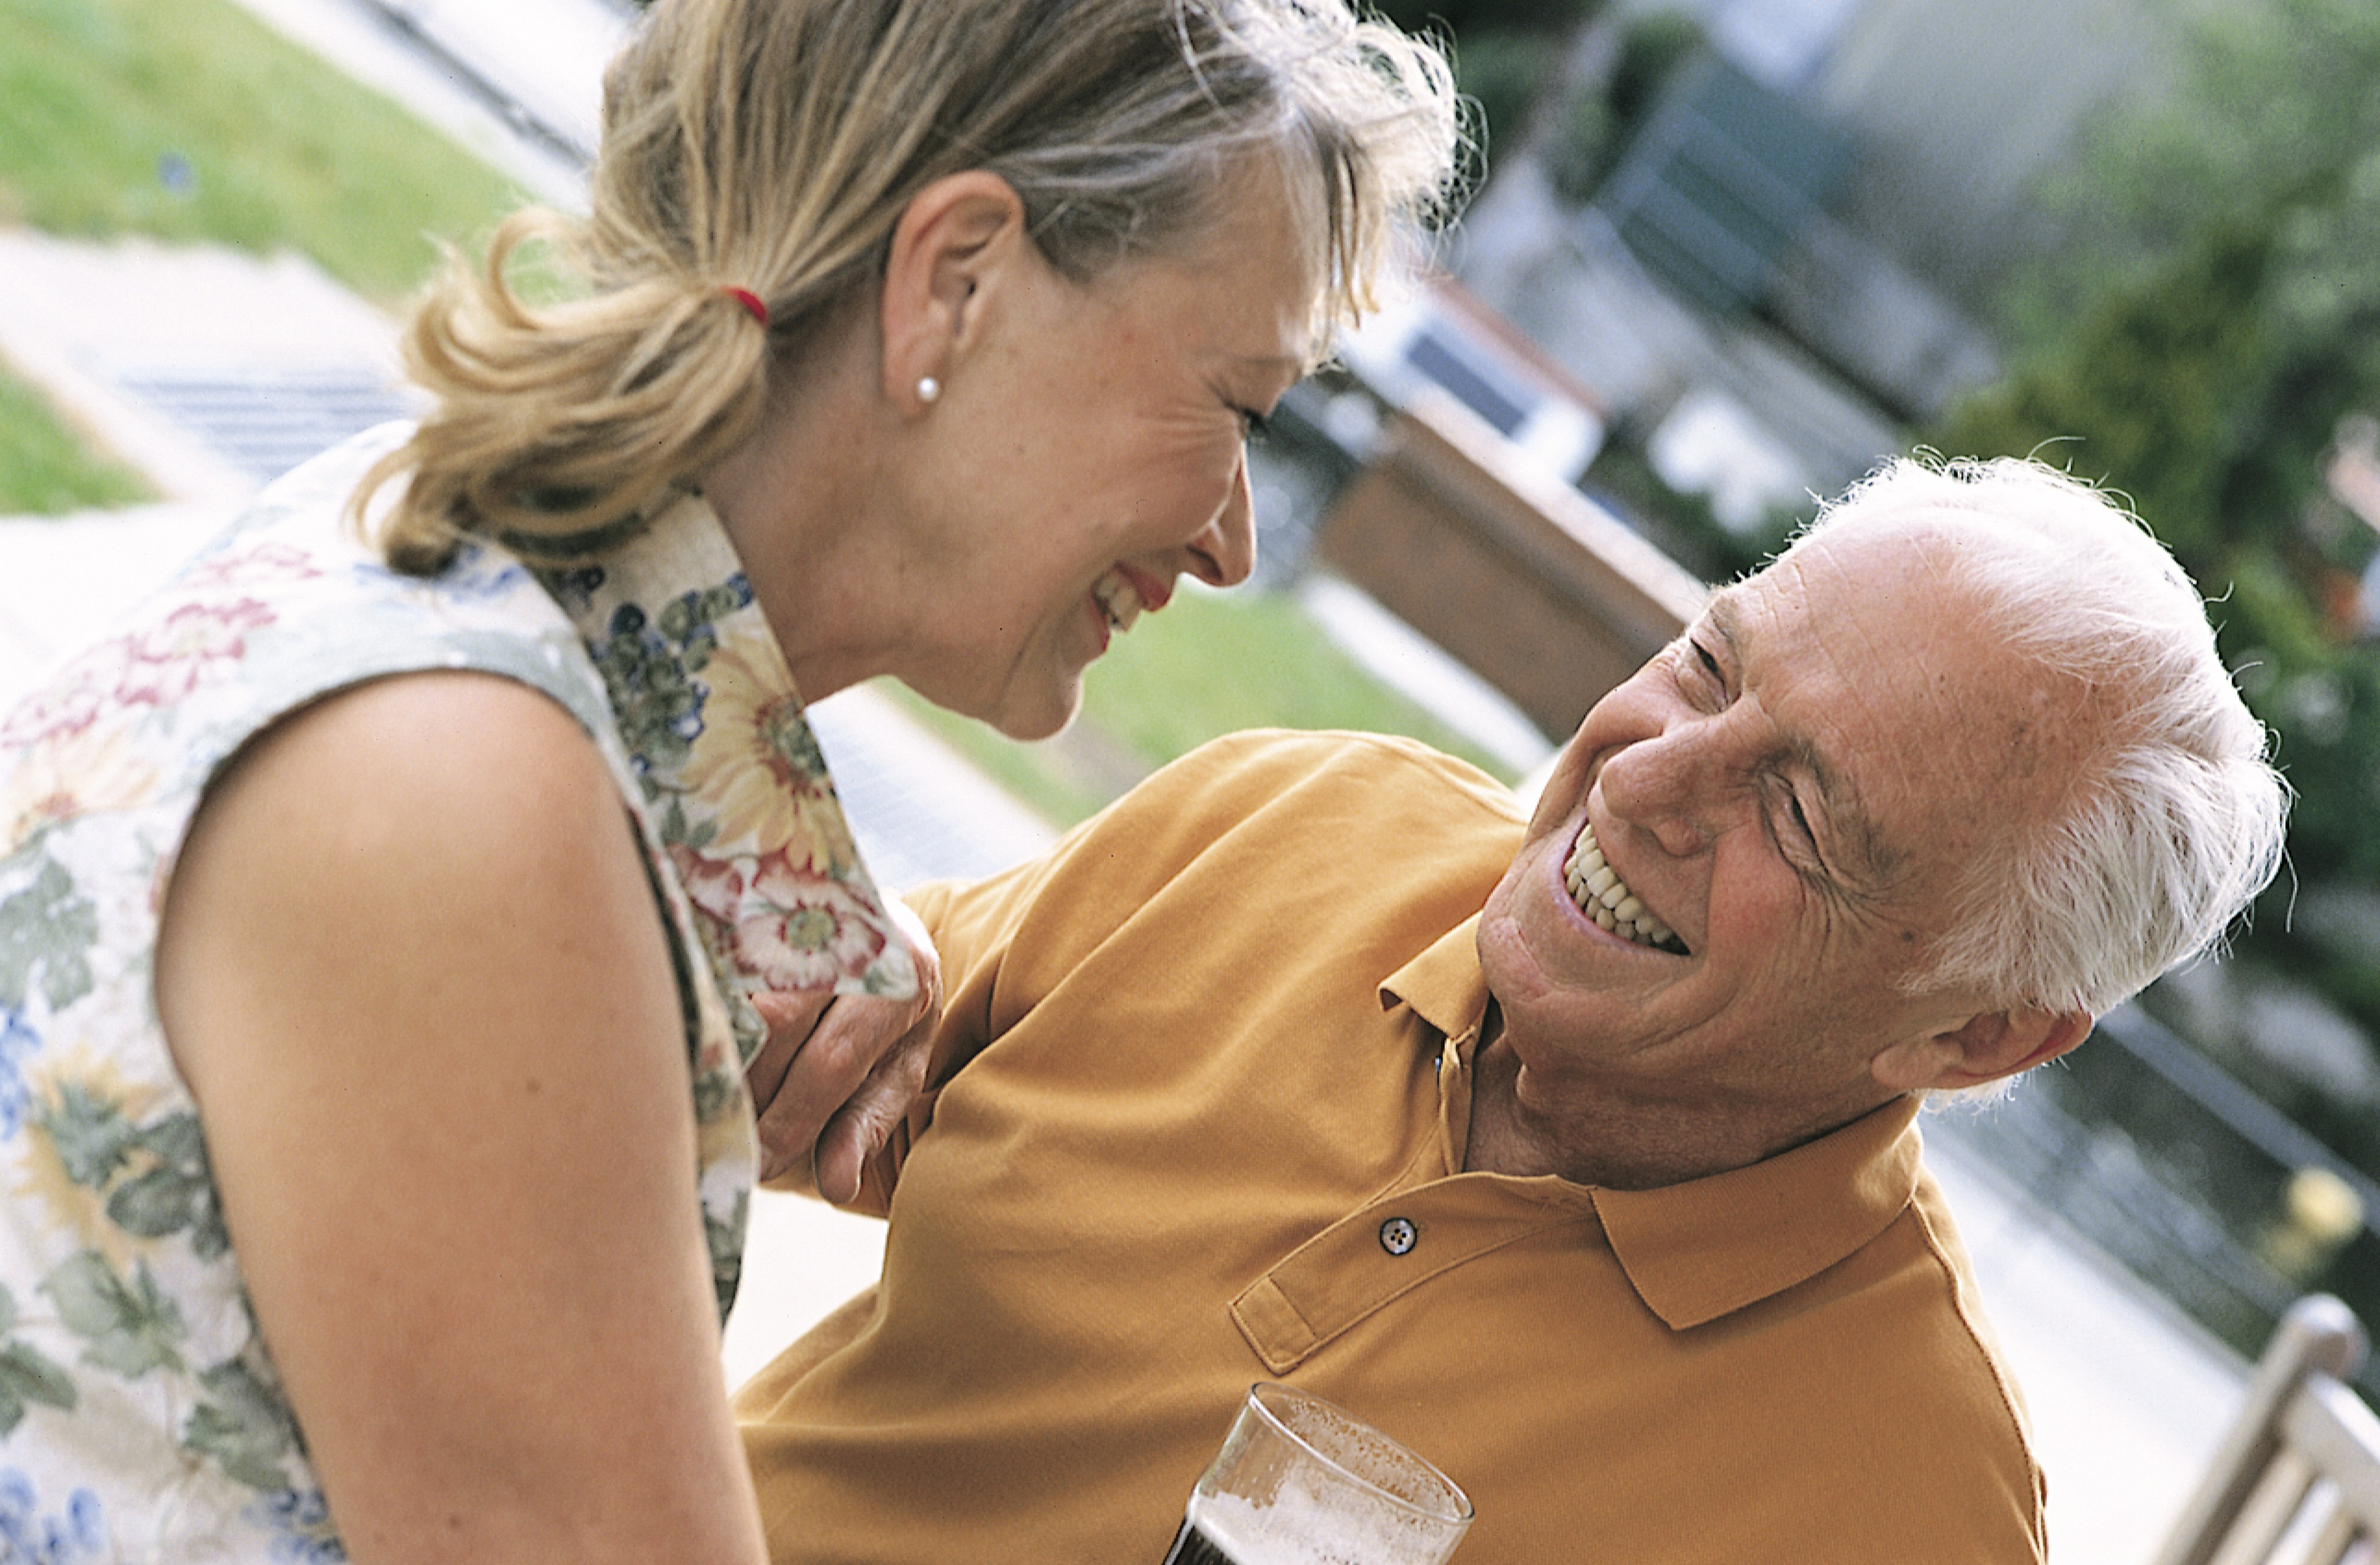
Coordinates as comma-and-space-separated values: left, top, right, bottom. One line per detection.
1935, 0, 2380, 1067
1372, 0, 1601, 167
1544, 9, 1706, 206
0, 0, 525, 301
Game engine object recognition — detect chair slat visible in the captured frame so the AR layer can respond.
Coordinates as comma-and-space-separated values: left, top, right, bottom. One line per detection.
2155, 1296, 2372, 1565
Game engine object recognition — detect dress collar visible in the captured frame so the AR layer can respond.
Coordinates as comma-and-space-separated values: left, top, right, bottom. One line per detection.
526, 490, 918, 1058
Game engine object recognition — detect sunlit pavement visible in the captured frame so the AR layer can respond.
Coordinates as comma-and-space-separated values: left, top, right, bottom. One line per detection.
0, 0, 2259, 1550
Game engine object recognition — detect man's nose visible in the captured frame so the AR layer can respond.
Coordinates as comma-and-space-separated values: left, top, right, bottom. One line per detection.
1597, 726, 1716, 858
1184, 454, 1258, 588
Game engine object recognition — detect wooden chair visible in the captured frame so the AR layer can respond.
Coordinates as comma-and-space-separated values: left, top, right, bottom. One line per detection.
2153, 1294, 2380, 1565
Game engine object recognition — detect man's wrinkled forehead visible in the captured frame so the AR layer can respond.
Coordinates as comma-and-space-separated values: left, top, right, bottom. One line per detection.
1697, 577, 1910, 897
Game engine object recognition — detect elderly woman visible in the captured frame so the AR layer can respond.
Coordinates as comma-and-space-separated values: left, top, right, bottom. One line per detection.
0, 0, 1458, 1559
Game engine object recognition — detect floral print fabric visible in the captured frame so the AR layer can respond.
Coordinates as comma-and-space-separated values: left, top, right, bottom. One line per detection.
0, 423, 912, 1561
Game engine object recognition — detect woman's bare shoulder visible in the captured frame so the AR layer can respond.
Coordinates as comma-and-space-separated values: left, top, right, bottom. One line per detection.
155, 667, 667, 1097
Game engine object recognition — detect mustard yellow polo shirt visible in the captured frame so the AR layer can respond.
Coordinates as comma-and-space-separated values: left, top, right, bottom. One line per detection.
735, 730, 2047, 1564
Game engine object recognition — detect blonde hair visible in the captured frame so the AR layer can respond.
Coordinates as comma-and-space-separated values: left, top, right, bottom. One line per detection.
360, 0, 1460, 573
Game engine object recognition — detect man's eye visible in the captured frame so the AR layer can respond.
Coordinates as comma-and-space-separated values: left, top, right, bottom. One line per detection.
1776, 788, 1834, 882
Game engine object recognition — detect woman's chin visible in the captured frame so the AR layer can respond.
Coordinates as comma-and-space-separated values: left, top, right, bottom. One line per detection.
980, 678, 1082, 743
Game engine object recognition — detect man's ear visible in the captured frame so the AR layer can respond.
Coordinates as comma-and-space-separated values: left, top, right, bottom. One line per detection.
1873, 1005, 2093, 1093
878, 170, 1029, 411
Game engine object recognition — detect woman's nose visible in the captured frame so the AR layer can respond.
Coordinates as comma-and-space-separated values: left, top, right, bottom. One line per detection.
1184, 454, 1258, 588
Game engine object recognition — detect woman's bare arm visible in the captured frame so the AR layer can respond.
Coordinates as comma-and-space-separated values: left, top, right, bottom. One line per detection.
155, 671, 767, 1565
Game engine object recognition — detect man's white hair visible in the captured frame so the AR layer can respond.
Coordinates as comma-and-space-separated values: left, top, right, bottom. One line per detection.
1785, 455, 2289, 1018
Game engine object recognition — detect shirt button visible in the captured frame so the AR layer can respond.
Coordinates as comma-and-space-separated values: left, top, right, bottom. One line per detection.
1378, 1217, 1418, 1256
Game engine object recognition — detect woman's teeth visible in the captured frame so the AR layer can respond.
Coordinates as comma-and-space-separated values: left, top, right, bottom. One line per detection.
1093, 572, 1144, 634
1564, 822, 1685, 953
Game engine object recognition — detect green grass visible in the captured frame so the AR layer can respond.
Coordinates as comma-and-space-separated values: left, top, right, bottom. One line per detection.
0, 0, 528, 301
879, 687, 1130, 829
0, 360, 153, 514
879, 583, 1524, 828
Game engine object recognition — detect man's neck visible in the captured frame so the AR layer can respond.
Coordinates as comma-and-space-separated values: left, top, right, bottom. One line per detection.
1460, 1027, 1901, 1191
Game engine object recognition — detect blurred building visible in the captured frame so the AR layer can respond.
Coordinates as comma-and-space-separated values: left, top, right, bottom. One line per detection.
1452, 0, 2198, 527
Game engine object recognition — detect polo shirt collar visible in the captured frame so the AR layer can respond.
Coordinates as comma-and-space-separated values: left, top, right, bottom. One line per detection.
1591, 1097, 1922, 1329
1378, 913, 1490, 1039
1379, 924, 1926, 1331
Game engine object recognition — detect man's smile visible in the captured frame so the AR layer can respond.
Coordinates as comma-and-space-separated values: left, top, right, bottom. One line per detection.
1563, 819, 1688, 954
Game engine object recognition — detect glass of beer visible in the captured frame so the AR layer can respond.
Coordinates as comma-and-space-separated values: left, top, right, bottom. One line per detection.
1162, 1382, 1473, 1564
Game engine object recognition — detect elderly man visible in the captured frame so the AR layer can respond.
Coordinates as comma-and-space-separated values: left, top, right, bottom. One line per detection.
735, 457, 2286, 1563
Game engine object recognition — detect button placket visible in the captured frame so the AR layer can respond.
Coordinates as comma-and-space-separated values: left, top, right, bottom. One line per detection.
1232, 1185, 1596, 1372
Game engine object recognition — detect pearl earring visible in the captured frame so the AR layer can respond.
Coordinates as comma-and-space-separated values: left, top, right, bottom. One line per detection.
917, 376, 941, 405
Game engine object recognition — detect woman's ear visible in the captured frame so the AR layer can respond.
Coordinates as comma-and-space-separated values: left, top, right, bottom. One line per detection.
878, 171, 1029, 413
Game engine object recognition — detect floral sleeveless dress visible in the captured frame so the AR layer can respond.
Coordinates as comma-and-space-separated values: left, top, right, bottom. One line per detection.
0, 424, 915, 1562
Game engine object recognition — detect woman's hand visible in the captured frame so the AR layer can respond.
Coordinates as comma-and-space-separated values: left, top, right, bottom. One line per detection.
743, 897, 942, 1200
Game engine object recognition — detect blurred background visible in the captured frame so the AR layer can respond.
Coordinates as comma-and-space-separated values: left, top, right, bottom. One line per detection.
8, 0, 2380, 1554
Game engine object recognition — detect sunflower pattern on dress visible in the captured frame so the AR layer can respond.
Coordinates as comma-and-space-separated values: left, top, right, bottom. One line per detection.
529, 489, 918, 1065
0, 424, 912, 1562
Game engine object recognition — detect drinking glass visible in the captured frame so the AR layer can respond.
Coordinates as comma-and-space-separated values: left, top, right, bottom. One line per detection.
1161, 1382, 1474, 1564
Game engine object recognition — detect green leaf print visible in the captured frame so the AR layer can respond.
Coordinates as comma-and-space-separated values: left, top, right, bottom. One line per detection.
40, 1253, 186, 1378
658, 792, 718, 852
0, 1285, 77, 1435
655, 591, 720, 673
105, 1168, 206, 1240
40, 1091, 230, 1259
0, 857, 99, 1014
691, 1064, 737, 1126
593, 605, 703, 772
182, 1358, 297, 1492
0, 1342, 80, 1435
39, 1084, 138, 1189
107, 1112, 227, 1258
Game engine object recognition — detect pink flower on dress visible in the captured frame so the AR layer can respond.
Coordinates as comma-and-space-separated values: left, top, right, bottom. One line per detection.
667, 841, 745, 924
0, 646, 121, 749
111, 599, 276, 709
725, 849, 888, 990
176, 541, 323, 594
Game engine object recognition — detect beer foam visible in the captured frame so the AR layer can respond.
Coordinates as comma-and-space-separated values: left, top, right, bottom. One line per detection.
1188, 1480, 1446, 1565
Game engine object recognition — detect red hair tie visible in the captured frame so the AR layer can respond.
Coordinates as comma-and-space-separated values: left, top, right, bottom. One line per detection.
722, 286, 769, 328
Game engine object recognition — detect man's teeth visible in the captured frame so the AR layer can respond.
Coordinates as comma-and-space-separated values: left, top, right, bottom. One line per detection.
1563, 822, 1685, 953
1093, 572, 1143, 634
